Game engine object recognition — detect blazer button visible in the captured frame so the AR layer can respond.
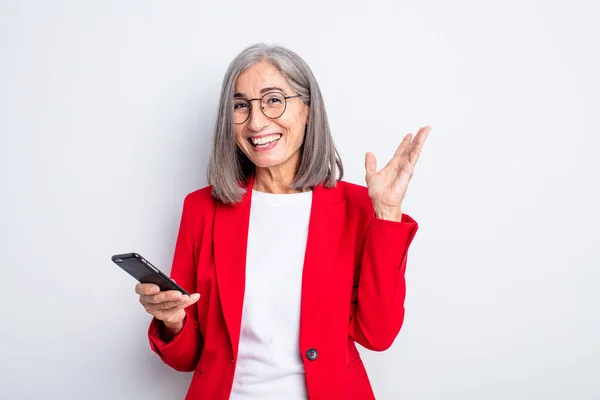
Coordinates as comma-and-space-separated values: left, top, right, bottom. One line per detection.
306, 348, 318, 361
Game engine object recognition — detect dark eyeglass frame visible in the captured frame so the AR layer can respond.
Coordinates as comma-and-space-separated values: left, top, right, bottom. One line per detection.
233, 92, 301, 124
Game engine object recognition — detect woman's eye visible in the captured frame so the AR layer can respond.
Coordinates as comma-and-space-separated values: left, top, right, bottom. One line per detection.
266, 96, 283, 104
234, 102, 248, 110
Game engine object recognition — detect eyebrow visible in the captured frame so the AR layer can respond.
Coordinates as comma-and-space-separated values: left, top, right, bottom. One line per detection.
234, 86, 287, 98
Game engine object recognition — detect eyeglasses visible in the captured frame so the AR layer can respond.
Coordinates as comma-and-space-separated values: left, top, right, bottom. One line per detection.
233, 92, 301, 124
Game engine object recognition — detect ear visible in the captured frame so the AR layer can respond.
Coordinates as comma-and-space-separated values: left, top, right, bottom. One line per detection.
305, 103, 310, 124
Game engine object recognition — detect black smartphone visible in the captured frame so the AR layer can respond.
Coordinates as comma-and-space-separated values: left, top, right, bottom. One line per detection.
111, 252, 190, 295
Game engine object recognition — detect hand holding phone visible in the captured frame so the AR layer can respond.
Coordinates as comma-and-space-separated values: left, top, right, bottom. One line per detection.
135, 282, 200, 335
112, 252, 200, 335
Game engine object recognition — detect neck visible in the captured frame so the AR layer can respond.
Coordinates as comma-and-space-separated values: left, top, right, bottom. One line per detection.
254, 161, 306, 194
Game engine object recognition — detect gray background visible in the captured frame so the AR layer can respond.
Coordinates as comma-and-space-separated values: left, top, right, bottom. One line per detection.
1, 0, 598, 399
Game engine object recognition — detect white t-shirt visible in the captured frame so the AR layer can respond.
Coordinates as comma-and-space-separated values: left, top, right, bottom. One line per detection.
229, 189, 312, 400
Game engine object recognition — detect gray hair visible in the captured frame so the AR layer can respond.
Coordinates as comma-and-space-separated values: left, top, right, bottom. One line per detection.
207, 43, 344, 204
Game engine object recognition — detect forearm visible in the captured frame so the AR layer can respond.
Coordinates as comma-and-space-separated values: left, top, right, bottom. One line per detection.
149, 312, 203, 372
348, 215, 418, 351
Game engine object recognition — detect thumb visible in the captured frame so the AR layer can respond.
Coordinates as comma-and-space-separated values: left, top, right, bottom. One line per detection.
187, 293, 201, 305
365, 152, 377, 179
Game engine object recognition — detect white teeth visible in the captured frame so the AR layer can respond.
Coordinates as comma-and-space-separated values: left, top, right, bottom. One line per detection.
251, 134, 281, 146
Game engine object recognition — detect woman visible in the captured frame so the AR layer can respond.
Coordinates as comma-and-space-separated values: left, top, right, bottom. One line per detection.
136, 43, 430, 399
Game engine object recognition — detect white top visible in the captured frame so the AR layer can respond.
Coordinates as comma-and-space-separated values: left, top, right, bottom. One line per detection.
229, 189, 312, 400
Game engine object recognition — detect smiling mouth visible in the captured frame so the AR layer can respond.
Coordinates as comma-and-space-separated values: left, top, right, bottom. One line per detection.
248, 134, 282, 147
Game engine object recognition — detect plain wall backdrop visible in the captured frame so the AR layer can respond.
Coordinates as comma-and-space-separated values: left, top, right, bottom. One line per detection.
1, 0, 598, 399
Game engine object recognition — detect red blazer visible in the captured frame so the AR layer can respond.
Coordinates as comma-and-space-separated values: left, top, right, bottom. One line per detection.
148, 175, 418, 399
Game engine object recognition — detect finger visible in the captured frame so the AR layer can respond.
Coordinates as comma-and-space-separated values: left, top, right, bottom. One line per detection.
141, 290, 184, 305
364, 152, 377, 179
170, 293, 201, 310
413, 126, 430, 148
385, 134, 413, 170
393, 133, 413, 157
144, 299, 185, 312
409, 126, 431, 166
146, 293, 200, 314
186, 293, 201, 306
135, 283, 160, 296
175, 293, 201, 311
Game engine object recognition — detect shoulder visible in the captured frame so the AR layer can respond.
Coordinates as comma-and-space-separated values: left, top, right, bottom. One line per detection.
183, 185, 215, 206
180, 185, 217, 220
336, 180, 371, 206
335, 180, 374, 215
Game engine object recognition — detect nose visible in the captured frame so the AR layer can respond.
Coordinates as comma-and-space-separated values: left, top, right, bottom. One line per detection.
247, 102, 270, 132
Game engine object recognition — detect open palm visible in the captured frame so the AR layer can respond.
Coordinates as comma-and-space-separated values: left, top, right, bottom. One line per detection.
365, 126, 430, 220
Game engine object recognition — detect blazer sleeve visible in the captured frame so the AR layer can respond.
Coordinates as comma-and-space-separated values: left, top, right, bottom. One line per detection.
348, 213, 418, 351
147, 194, 203, 372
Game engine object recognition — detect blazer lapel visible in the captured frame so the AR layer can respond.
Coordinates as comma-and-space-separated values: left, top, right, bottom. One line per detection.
214, 175, 254, 360
300, 183, 346, 330
214, 177, 346, 359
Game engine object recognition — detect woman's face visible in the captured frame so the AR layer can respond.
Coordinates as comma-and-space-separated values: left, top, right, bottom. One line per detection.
233, 61, 309, 172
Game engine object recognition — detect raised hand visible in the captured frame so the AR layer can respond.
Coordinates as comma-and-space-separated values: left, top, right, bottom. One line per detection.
365, 126, 430, 221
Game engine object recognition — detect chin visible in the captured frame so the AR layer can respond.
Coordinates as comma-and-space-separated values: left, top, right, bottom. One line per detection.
251, 157, 286, 169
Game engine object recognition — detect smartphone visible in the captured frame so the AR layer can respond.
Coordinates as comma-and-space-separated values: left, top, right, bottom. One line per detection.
111, 252, 190, 295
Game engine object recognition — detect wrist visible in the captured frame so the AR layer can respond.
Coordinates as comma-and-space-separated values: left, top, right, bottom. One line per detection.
163, 319, 184, 336
374, 206, 403, 222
